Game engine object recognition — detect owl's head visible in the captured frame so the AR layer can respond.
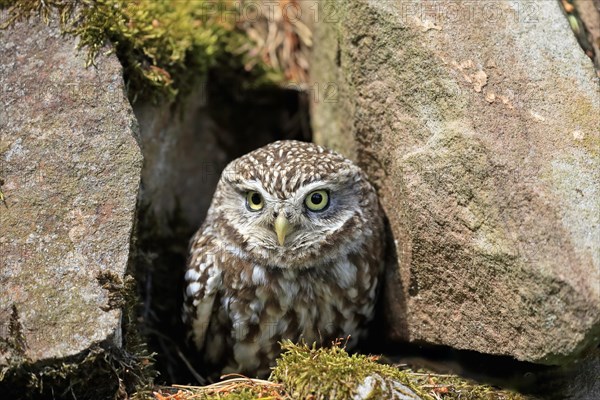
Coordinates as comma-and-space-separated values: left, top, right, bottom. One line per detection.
207, 141, 380, 268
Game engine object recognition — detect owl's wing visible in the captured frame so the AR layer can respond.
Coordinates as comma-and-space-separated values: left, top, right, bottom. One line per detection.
183, 230, 224, 351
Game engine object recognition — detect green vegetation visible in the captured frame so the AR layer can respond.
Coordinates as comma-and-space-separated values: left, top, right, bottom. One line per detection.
150, 341, 532, 400
271, 341, 529, 400
0, 0, 281, 102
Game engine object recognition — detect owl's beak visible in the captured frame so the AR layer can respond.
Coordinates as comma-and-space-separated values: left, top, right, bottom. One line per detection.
274, 214, 292, 246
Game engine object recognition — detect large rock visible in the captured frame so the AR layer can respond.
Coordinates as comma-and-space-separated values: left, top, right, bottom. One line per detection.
310, 0, 600, 364
0, 13, 141, 381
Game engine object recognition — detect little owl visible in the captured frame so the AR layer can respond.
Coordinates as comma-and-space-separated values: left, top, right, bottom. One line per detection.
183, 140, 385, 377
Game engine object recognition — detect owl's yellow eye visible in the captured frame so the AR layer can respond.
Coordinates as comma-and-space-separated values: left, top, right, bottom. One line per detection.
246, 191, 264, 211
305, 190, 329, 211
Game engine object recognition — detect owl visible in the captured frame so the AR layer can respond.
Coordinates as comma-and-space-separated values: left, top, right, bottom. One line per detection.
183, 140, 385, 378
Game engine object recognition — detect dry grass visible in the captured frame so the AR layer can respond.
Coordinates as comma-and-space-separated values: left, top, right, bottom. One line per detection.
238, 0, 311, 85
152, 376, 289, 400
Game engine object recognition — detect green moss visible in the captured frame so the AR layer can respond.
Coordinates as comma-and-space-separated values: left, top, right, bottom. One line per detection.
149, 342, 534, 399
270, 341, 430, 399
270, 341, 531, 400
1, 0, 282, 103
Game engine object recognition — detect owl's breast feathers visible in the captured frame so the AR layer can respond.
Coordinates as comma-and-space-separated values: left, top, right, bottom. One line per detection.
183, 223, 383, 377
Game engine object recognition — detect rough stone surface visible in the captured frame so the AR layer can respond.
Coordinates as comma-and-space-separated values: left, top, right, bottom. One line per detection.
133, 84, 228, 237
310, 0, 600, 364
560, 350, 600, 400
0, 17, 142, 364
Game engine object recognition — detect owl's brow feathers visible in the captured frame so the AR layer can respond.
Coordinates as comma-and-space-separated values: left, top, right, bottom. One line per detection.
222, 141, 356, 198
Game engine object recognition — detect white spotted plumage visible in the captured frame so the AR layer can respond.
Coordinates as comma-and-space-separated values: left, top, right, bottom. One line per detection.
183, 140, 385, 378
